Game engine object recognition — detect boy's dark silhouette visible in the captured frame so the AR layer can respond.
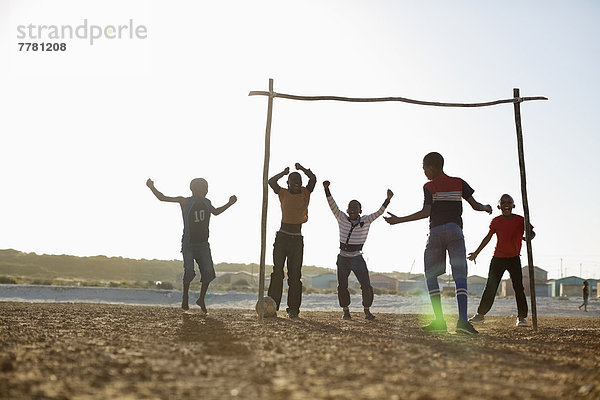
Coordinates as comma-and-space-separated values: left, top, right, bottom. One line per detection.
146, 178, 236, 311
578, 280, 590, 312
267, 163, 316, 318
385, 152, 491, 335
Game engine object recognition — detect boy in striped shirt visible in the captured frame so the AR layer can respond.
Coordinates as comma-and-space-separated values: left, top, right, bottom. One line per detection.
323, 180, 393, 320
384, 152, 491, 334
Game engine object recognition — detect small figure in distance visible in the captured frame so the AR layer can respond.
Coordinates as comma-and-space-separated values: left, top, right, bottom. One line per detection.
467, 194, 535, 327
578, 280, 589, 312
323, 180, 393, 320
146, 177, 237, 312
267, 162, 317, 319
384, 152, 492, 335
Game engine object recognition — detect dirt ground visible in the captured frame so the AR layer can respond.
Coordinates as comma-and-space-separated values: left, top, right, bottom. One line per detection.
0, 302, 599, 400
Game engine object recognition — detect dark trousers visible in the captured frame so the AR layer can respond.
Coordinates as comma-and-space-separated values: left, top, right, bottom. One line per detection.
478, 256, 528, 318
336, 255, 374, 308
268, 232, 303, 313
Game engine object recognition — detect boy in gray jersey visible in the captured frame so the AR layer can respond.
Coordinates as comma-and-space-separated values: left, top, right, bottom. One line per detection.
147, 178, 237, 311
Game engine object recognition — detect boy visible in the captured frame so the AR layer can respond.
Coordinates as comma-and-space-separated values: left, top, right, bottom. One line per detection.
467, 194, 535, 327
578, 280, 589, 312
146, 178, 237, 311
384, 152, 491, 335
268, 163, 316, 318
323, 180, 393, 320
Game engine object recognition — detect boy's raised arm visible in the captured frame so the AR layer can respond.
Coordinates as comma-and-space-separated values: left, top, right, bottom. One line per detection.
323, 180, 332, 197
381, 189, 394, 209
384, 205, 431, 225
323, 180, 342, 219
466, 196, 493, 214
467, 231, 494, 263
296, 163, 316, 192
364, 189, 394, 222
385, 189, 394, 205
268, 167, 289, 194
213, 195, 238, 215
146, 179, 184, 203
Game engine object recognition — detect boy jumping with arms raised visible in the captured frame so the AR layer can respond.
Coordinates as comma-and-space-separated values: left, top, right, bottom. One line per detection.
268, 163, 316, 318
384, 152, 491, 334
323, 180, 393, 320
146, 178, 237, 311
468, 194, 535, 327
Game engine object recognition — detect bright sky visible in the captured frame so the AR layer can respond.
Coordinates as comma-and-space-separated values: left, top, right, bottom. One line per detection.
1, 1, 599, 280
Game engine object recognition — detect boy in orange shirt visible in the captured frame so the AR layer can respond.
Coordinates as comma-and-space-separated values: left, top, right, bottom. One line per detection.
467, 194, 535, 327
267, 163, 316, 318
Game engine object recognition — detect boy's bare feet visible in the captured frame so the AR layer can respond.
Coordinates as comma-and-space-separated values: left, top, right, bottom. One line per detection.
182, 286, 190, 310
196, 298, 207, 313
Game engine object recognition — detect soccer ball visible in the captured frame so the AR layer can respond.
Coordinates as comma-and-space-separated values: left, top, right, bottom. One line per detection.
256, 296, 277, 318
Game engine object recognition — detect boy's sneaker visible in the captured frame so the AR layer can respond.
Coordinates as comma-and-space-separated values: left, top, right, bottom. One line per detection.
468, 313, 485, 324
422, 319, 447, 333
364, 311, 376, 320
456, 319, 479, 335
342, 309, 352, 320
516, 318, 529, 327
287, 310, 299, 319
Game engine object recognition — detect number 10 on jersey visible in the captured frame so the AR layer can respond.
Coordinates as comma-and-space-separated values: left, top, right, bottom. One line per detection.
194, 210, 205, 222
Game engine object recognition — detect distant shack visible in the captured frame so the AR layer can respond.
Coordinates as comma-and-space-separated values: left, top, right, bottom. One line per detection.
502, 266, 551, 297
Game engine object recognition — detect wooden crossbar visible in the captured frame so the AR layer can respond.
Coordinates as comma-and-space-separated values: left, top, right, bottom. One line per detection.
248, 90, 547, 107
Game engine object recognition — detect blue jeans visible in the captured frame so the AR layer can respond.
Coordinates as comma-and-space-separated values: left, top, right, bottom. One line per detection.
424, 223, 467, 280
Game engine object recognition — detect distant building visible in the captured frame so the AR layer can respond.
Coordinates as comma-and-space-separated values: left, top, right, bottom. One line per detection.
311, 273, 358, 289
214, 271, 256, 286
311, 273, 337, 289
502, 266, 550, 297
397, 279, 426, 294
560, 284, 583, 297
441, 286, 456, 296
467, 275, 488, 296
549, 277, 599, 298
428, 274, 455, 296
417, 275, 494, 297
521, 265, 548, 281
369, 273, 398, 292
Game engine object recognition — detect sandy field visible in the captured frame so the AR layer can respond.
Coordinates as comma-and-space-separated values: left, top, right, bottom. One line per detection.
0, 302, 599, 400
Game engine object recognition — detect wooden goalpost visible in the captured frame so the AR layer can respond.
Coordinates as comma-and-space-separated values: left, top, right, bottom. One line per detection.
249, 78, 547, 330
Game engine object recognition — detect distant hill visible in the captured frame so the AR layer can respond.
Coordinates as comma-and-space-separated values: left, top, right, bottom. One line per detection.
0, 249, 334, 285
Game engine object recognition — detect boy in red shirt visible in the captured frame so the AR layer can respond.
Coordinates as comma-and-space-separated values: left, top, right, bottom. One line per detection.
467, 194, 535, 327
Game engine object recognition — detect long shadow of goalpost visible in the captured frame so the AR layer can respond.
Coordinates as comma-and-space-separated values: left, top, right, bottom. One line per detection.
249, 78, 547, 330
